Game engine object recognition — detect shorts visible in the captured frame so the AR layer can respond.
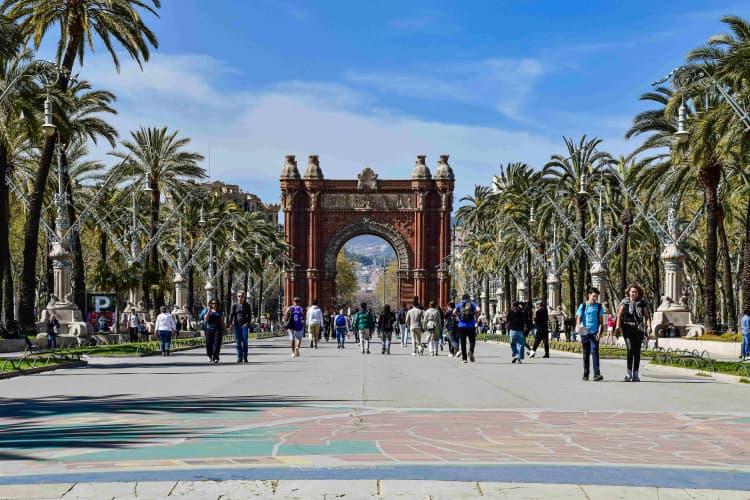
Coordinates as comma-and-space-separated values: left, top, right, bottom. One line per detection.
359, 328, 371, 340
288, 328, 304, 340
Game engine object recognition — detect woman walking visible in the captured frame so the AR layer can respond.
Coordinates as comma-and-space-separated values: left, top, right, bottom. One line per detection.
615, 284, 652, 382
204, 300, 225, 363
378, 304, 396, 354
154, 306, 178, 357
422, 300, 442, 356
334, 309, 348, 348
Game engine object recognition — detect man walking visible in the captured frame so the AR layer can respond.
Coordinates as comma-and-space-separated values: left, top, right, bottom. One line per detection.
377, 304, 396, 354
741, 308, 750, 361
397, 302, 408, 347
127, 308, 141, 343
444, 302, 459, 357
306, 299, 323, 349
228, 291, 252, 363
576, 287, 605, 381
507, 301, 527, 364
530, 301, 550, 358
353, 302, 374, 354
405, 297, 425, 356
284, 297, 305, 357
422, 300, 442, 356
454, 293, 480, 363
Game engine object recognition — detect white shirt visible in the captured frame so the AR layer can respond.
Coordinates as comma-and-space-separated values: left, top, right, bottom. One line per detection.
306, 306, 323, 325
129, 313, 140, 328
154, 312, 176, 332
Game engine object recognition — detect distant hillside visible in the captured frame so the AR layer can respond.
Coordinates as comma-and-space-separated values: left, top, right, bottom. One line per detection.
344, 235, 396, 266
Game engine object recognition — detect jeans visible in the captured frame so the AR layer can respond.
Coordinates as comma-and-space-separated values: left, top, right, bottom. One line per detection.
532, 329, 549, 356
206, 328, 222, 361
510, 329, 525, 360
157, 330, 172, 353
234, 324, 249, 360
399, 324, 408, 346
459, 326, 476, 361
741, 332, 749, 357
623, 324, 642, 371
128, 327, 139, 343
336, 326, 347, 345
580, 333, 601, 376
446, 329, 459, 353
359, 328, 371, 353
47, 333, 57, 349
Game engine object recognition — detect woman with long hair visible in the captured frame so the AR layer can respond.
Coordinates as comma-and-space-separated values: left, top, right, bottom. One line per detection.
615, 284, 652, 382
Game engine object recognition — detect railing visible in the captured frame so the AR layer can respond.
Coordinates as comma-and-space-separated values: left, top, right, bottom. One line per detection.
651, 347, 717, 372
1, 349, 83, 373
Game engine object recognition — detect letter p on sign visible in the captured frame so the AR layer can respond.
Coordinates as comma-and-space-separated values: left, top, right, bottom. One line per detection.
94, 296, 111, 312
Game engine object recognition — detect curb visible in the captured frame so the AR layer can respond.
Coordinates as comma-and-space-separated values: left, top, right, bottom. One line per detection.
0, 360, 87, 380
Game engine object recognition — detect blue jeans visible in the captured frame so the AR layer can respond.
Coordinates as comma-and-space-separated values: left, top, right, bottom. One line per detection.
234, 324, 249, 360
336, 327, 346, 345
157, 330, 172, 352
742, 332, 750, 357
581, 333, 601, 376
47, 333, 57, 349
510, 330, 525, 360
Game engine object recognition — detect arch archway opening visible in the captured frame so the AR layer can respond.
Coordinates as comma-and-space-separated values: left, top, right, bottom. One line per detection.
335, 235, 398, 312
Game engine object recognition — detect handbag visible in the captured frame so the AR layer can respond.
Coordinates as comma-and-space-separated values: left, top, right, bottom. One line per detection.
426, 320, 436, 330
575, 325, 589, 336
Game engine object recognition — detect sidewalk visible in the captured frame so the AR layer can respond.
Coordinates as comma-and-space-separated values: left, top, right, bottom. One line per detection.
1, 480, 748, 499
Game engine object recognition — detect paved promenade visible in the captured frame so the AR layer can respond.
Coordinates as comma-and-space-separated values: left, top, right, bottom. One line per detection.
1, 336, 749, 498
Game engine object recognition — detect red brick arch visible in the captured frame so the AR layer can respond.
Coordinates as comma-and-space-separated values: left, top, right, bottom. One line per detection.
280, 155, 454, 310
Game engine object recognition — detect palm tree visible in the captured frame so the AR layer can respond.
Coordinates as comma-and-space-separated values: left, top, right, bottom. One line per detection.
3, 0, 160, 330
543, 136, 610, 305
1, 46, 39, 321
111, 126, 205, 308
0, 14, 21, 61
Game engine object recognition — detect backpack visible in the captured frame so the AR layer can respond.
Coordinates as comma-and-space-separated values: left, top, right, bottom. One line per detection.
283, 307, 294, 329
445, 312, 456, 331
335, 314, 347, 327
397, 308, 406, 324
459, 300, 475, 323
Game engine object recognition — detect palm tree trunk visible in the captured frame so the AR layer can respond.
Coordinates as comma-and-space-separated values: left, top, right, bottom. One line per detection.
567, 259, 576, 316
3, 256, 13, 322
701, 168, 720, 333
619, 210, 632, 297
576, 198, 587, 305
149, 185, 164, 310
717, 207, 737, 331
651, 255, 661, 312
98, 229, 107, 263
226, 265, 234, 312
18, 134, 56, 331
503, 265, 511, 313
743, 196, 750, 314
0, 142, 8, 321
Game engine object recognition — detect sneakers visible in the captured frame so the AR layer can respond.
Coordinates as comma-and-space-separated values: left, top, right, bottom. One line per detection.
517, 359, 523, 364
469, 353, 475, 363
542, 354, 549, 358
243, 357, 248, 363
624, 370, 632, 382
462, 359, 468, 364
529, 350, 536, 358
593, 374, 604, 381
295, 348, 300, 357
291, 352, 296, 357
632, 372, 640, 382
512, 356, 518, 364
582, 374, 589, 381
411, 352, 417, 356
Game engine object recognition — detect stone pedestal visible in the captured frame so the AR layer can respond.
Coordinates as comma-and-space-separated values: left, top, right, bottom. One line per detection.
547, 273, 561, 310
590, 262, 608, 312
516, 280, 528, 303
651, 243, 703, 336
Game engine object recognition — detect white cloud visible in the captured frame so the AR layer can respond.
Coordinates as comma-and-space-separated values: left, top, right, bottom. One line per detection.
346, 58, 546, 122
78, 52, 629, 206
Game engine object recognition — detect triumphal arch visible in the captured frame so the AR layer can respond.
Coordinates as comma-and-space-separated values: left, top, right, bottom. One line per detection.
280, 154, 455, 310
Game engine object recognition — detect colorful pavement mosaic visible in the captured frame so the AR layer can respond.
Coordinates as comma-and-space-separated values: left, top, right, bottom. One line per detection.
2, 402, 750, 480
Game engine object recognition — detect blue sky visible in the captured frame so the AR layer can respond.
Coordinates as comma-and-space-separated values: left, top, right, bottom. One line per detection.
34, 0, 750, 206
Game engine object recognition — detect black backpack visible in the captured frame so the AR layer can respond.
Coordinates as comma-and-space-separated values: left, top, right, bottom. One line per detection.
459, 300, 475, 323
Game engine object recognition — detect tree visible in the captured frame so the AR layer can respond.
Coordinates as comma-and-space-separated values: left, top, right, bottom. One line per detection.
335, 252, 358, 307
111, 126, 205, 308
3, 0, 160, 331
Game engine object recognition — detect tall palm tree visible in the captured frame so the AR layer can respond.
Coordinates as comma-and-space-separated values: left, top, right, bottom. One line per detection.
111, 126, 205, 308
0, 14, 21, 61
543, 136, 610, 305
1, 46, 39, 321
3, 0, 160, 330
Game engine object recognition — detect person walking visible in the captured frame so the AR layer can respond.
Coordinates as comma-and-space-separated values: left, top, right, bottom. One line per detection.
378, 304, 396, 354
127, 308, 141, 343
576, 287, 605, 381
154, 306, 177, 357
741, 308, 750, 361
397, 302, 409, 347
507, 301, 527, 364
306, 299, 323, 349
204, 299, 225, 363
284, 297, 305, 357
615, 284, 652, 381
353, 302, 375, 354
454, 293, 480, 363
227, 291, 252, 363
529, 301, 550, 358
323, 310, 332, 342
422, 300, 442, 356
444, 302, 460, 357
334, 309, 348, 348
46, 313, 59, 349
405, 298, 425, 356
